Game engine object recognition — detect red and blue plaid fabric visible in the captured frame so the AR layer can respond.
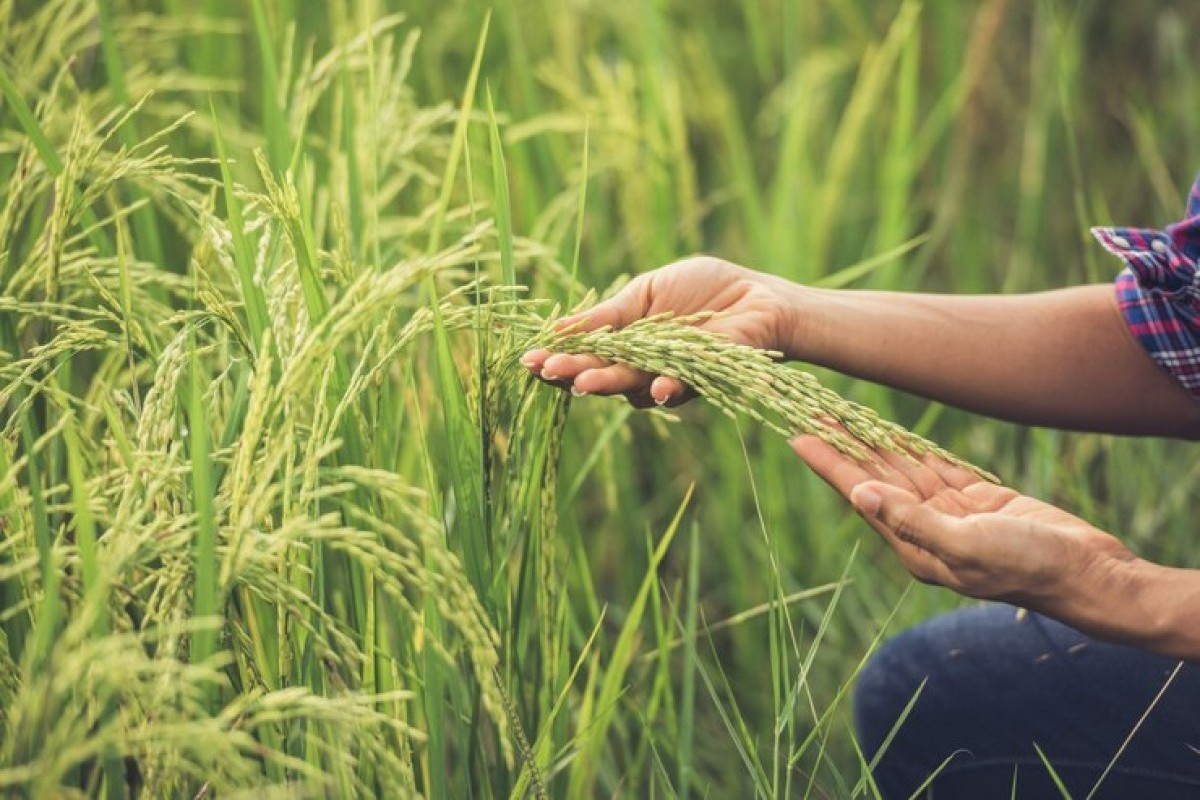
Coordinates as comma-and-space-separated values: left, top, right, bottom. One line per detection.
1092, 174, 1200, 402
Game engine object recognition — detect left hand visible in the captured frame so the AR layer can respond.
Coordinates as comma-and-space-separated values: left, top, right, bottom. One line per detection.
790, 434, 1138, 610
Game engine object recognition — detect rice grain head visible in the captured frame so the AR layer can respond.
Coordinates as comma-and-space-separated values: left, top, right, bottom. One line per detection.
519, 311, 995, 482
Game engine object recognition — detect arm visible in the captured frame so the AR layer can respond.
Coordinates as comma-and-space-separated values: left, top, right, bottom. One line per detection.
786, 279, 1200, 658
790, 433, 1200, 662
523, 257, 1200, 438
789, 283, 1200, 438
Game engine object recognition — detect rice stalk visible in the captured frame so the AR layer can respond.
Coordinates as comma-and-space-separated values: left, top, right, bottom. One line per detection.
520, 310, 995, 480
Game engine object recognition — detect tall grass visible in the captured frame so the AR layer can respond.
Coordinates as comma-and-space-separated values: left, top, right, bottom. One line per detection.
0, 0, 1197, 797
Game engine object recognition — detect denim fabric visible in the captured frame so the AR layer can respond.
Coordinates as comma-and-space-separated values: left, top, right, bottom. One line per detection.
855, 604, 1200, 799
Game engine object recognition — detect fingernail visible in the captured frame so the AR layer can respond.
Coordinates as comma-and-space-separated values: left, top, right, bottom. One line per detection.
520, 353, 537, 368
653, 394, 669, 406
542, 371, 559, 381
851, 486, 883, 517
570, 386, 587, 397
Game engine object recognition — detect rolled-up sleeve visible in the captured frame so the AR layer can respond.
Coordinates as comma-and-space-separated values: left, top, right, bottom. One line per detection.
1091, 174, 1200, 402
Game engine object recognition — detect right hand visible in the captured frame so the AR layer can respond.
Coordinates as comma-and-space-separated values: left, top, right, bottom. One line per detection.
521, 256, 804, 407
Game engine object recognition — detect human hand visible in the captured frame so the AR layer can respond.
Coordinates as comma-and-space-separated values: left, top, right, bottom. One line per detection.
790, 433, 1138, 610
521, 256, 804, 407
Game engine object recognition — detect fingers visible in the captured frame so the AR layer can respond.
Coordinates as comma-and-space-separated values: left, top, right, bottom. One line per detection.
522, 350, 640, 396
522, 349, 692, 405
851, 481, 963, 559
789, 435, 875, 497
804, 428, 976, 501
792, 436, 958, 585
573, 363, 653, 396
520, 348, 552, 373
519, 349, 574, 391
874, 447, 942, 498
849, 481, 962, 585
918, 453, 983, 491
539, 353, 608, 382
521, 282, 694, 404
521, 281, 661, 402
960, 481, 1021, 511
790, 434, 959, 555
650, 376, 691, 406
524, 344, 688, 404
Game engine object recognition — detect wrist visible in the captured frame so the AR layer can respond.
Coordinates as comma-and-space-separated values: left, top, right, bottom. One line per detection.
773, 281, 832, 363
1046, 549, 1200, 659
1040, 547, 1143, 639
1134, 563, 1200, 660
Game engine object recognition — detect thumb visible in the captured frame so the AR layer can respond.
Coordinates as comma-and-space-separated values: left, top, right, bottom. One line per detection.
849, 481, 954, 554
556, 282, 646, 334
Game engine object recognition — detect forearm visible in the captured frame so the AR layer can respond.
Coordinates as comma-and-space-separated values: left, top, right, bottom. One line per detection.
1044, 556, 1200, 662
787, 283, 1200, 438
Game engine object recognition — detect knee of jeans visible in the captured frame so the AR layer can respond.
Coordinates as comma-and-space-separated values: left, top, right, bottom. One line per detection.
853, 631, 930, 761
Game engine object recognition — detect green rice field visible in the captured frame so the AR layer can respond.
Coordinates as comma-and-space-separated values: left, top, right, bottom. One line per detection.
0, 0, 1197, 796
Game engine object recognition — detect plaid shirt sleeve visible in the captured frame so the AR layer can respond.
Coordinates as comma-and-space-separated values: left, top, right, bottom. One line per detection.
1091, 173, 1200, 402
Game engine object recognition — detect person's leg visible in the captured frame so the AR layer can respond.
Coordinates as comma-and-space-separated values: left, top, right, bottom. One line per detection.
854, 603, 1200, 799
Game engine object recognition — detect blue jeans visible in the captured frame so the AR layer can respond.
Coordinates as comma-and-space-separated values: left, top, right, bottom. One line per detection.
854, 604, 1200, 799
